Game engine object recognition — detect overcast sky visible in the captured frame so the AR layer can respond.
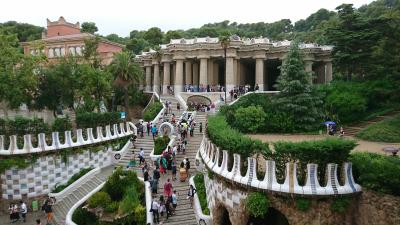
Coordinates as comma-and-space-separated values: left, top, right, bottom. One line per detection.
1, 0, 374, 37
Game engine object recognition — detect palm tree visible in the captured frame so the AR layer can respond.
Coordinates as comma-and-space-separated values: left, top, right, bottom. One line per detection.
219, 35, 230, 103
108, 51, 143, 120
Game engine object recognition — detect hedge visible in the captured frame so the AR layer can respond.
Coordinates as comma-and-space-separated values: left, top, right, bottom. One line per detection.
143, 101, 163, 122
154, 135, 170, 155
356, 114, 400, 142
350, 152, 400, 196
207, 115, 270, 158
0, 116, 49, 136
193, 173, 210, 215
52, 167, 93, 193
76, 112, 121, 129
272, 138, 357, 184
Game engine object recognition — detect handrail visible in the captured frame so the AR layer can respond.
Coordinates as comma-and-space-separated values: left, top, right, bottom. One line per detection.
49, 167, 101, 201
199, 135, 362, 196
0, 122, 137, 155
190, 176, 213, 225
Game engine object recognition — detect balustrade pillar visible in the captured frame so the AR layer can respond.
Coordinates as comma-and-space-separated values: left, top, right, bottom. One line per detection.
153, 63, 160, 93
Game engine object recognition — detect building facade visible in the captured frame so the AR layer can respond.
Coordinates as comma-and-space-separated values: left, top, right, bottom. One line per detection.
22, 17, 124, 65
137, 37, 333, 94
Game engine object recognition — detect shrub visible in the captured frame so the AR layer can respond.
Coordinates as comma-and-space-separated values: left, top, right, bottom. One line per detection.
330, 197, 351, 213
207, 115, 270, 158
350, 152, 400, 196
193, 174, 210, 215
233, 106, 266, 133
325, 90, 367, 123
272, 138, 356, 184
133, 205, 146, 224
105, 201, 119, 213
245, 192, 270, 218
119, 186, 140, 214
154, 135, 170, 155
296, 198, 311, 212
76, 112, 121, 129
143, 101, 163, 121
51, 117, 72, 132
72, 208, 98, 225
88, 191, 112, 208
356, 114, 400, 142
129, 88, 151, 107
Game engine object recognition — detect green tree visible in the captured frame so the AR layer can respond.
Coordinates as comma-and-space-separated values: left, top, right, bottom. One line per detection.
273, 41, 323, 131
163, 30, 183, 43
143, 27, 163, 47
108, 52, 143, 120
234, 106, 266, 133
82, 36, 101, 67
80, 22, 98, 34
0, 21, 44, 42
126, 38, 149, 54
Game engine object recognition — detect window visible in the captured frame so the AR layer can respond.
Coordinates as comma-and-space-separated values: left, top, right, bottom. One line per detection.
54, 48, 60, 57
48, 48, 54, 58
76, 46, 82, 55
69, 47, 76, 56
61, 47, 65, 56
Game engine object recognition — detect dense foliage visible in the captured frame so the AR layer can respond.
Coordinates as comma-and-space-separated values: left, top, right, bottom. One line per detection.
295, 198, 312, 212
154, 135, 170, 155
52, 167, 93, 193
233, 106, 266, 133
356, 114, 400, 142
245, 192, 270, 218
272, 138, 356, 184
207, 115, 270, 158
71, 208, 98, 225
51, 117, 72, 133
0, 116, 49, 136
193, 173, 210, 215
350, 152, 400, 196
330, 197, 351, 213
143, 101, 163, 122
76, 112, 121, 129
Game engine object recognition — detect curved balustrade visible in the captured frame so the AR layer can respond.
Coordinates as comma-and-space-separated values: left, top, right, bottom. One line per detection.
199, 137, 361, 196
0, 122, 137, 155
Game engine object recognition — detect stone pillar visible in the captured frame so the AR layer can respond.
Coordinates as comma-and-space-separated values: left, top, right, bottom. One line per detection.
193, 63, 199, 89
153, 63, 160, 93
226, 57, 235, 93
233, 59, 238, 86
185, 61, 192, 85
145, 66, 152, 91
139, 67, 144, 90
199, 58, 208, 91
255, 58, 264, 91
304, 60, 313, 84
162, 62, 170, 94
208, 59, 214, 87
325, 61, 333, 83
174, 59, 184, 93
213, 63, 219, 85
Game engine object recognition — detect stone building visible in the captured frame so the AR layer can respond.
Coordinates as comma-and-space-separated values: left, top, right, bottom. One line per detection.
21, 16, 124, 65
137, 37, 333, 94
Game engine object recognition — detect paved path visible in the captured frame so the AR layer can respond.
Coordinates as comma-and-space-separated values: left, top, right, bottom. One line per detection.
249, 134, 400, 155
0, 210, 47, 225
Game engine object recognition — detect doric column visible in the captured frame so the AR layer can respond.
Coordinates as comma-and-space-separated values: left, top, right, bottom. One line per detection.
226, 57, 235, 93
199, 58, 208, 91
255, 58, 264, 91
185, 61, 192, 85
325, 61, 333, 83
208, 59, 214, 86
145, 66, 152, 91
153, 63, 160, 93
174, 59, 184, 93
192, 63, 199, 87
162, 62, 170, 94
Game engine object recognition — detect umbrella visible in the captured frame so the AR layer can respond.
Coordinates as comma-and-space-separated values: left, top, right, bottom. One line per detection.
322, 121, 336, 125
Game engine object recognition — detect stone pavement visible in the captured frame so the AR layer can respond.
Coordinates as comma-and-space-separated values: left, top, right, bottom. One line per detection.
0, 210, 47, 225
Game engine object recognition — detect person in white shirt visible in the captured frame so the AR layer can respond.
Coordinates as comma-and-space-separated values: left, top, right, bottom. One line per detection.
20, 201, 27, 222
151, 200, 160, 223
139, 148, 145, 165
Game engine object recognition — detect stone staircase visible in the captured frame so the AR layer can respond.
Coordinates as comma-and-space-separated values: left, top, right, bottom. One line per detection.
52, 166, 114, 225
345, 110, 400, 136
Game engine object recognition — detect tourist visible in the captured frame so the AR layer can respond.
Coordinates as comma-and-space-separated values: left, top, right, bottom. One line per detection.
151, 125, 158, 140
43, 197, 55, 225
159, 195, 166, 217
165, 198, 173, 219
36, 219, 42, 225
199, 122, 203, 133
177, 102, 180, 111
9, 203, 19, 223
255, 83, 259, 91
152, 177, 159, 194
172, 160, 177, 181
139, 148, 145, 165
187, 184, 197, 208
147, 122, 151, 136
160, 157, 167, 176
138, 123, 144, 137
179, 162, 187, 182
171, 190, 178, 214
151, 199, 160, 223
185, 158, 191, 176
339, 127, 344, 137
144, 169, 149, 181
164, 178, 173, 198
20, 200, 27, 222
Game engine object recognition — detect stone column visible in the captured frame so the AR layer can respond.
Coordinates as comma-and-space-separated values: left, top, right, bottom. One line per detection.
192, 63, 199, 89
145, 66, 152, 91
255, 58, 264, 91
153, 63, 160, 93
208, 59, 214, 87
304, 60, 313, 84
325, 61, 333, 83
185, 61, 192, 85
226, 57, 235, 93
162, 62, 170, 94
199, 58, 208, 91
139, 67, 145, 90
213, 63, 219, 85
174, 59, 184, 93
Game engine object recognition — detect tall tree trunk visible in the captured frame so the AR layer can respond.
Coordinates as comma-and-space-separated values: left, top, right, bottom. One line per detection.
124, 86, 130, 121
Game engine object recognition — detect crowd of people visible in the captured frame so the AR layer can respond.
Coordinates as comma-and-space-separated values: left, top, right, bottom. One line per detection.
7, 196, 55, 225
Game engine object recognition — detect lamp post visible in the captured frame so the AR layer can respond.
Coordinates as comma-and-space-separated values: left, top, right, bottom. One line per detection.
223, 46, 227, 104
220, 36, 230, 104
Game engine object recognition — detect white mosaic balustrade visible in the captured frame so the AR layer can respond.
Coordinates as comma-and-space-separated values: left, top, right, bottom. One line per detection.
199, 137, 362, 196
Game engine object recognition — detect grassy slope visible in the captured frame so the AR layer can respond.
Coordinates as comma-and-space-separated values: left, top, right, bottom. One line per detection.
356, 114, 400, 142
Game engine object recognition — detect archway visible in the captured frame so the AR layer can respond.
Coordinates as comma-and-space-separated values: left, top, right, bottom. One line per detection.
247, 207, 289, 225
213, 204, 233, 225
221, 206, 232, 225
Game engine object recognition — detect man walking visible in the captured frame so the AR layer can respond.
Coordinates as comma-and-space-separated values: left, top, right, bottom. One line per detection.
20, 200, 27, 222
151, 200, 160, 224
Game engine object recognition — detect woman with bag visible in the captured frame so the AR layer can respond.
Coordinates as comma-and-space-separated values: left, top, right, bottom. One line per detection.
187, 184, 196, 208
